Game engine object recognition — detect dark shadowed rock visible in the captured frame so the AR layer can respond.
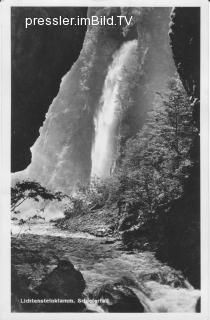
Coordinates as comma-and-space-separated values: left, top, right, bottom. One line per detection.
169, 8, 200, 102
140, 270, 190, 289
11, 7, 87, 172
157, 7, 200, 289
91, 282, 145, 312
35, 258, 86, 312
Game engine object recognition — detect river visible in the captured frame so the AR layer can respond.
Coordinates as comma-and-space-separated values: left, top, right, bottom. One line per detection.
11, 221, 200, 312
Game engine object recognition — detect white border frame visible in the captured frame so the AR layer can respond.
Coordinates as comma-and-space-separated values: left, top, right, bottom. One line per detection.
0, 0, 209, 319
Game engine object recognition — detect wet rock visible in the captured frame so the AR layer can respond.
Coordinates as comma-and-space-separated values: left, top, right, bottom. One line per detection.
91, 282, 145, 312
35, 258, 86, 312
141, 270, 189, 289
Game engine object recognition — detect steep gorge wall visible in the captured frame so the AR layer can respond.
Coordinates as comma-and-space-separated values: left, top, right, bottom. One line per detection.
11, 7, 87, 172
119, 8, 174, 144
26, 8, 125, 191
24, 7, 175, 192
157, 7, 200, 288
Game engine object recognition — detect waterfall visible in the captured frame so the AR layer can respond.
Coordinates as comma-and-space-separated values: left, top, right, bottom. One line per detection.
91, 40, 137, 178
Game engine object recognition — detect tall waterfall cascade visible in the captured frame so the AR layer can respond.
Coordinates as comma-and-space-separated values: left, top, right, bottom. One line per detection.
91, 40, 138, 178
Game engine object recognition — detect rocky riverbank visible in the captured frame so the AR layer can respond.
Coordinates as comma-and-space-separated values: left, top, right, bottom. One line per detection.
11, 223, 200, 313
54, 205, 120, 238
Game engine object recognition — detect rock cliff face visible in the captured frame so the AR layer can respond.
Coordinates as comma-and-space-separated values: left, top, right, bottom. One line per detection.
26, 8, 123, 190
11, 7, 87, 172
169, 7, 200, 128
24, 7, 174, 191
119, 8, 175, 144
157, 7, 200, 288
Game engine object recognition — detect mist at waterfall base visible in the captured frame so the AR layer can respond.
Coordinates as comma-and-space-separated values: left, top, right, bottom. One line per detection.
11, 198, 65, 222
91, 40, 137, 178
11, 41, 138, 223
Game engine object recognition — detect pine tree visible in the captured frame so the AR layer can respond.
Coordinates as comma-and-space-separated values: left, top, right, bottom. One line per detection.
115, 78, 196, 223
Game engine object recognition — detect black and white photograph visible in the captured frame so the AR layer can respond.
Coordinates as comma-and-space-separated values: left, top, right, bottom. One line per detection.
0, 0, 209, 317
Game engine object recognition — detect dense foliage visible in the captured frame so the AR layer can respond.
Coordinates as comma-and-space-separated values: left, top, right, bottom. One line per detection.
62, 78, 197, 232
114, 78, 196, 224
63, 177, 118, 219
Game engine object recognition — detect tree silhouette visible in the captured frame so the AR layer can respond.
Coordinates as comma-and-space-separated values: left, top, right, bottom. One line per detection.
11, 180, 63, 213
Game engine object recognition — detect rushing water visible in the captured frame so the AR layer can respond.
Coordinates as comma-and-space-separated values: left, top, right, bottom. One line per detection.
11, 222, 97, 240
12, 221, 200, 312
91, 40, 137, 178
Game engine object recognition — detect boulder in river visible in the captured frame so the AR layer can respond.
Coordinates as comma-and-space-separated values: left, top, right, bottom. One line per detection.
90, 282, 145, 312
35, 257, 86, 312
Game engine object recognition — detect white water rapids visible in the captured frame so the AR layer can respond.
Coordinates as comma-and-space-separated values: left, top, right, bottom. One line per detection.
91, 40, 137, 177
12, 221, 200, 312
